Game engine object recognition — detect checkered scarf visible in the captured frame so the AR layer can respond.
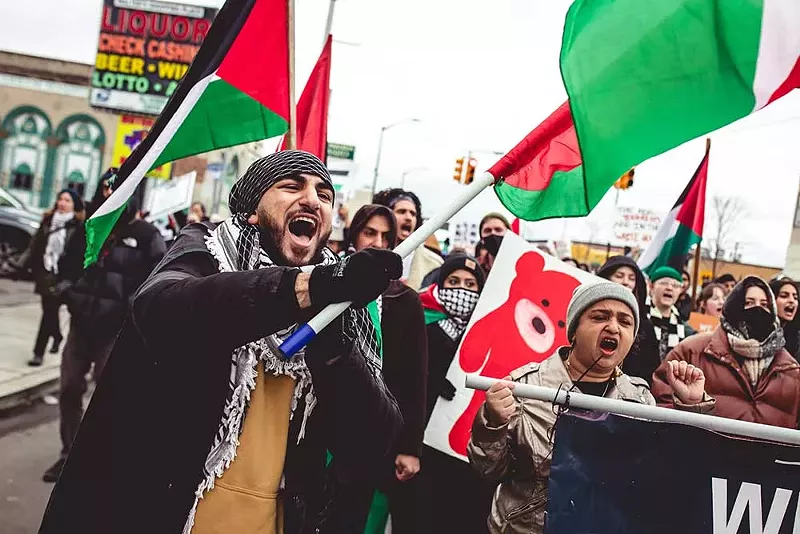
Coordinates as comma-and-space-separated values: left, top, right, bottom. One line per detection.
648, 301, 687, 359
721, 316, 785, 386
436, 286, 480, 341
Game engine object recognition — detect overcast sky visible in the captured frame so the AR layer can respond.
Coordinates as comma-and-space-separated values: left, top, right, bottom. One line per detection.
2, 0, 799, 266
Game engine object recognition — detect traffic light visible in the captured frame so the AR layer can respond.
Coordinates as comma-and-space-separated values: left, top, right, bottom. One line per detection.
614, 167, 635, 190
453, 157, 465, 183
464, 158, 477, 184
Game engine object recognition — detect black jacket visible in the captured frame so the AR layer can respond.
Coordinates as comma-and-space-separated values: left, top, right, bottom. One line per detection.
39, 223, 402, 534
596, 256, 661, 384
381, 281, 428, 457
23, 211, 84, 296
66, 219, 166, 332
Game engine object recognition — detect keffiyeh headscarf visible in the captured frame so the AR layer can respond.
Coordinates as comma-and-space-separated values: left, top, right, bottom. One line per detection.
420, 284, 481, 341
183, 151, 382, 533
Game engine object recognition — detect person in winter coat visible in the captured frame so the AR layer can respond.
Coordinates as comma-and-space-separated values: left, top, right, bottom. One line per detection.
596, 255, 661, 384
374, 188, 443, 290
468, 282, 713, 534
340, 204, 429, 533
22, 189, 85, 366
416, 254, 493, 533
41, 196, 167, 482
653, 276, 800, 428
38, 151, 403, 534
647, 266, 695, 360
769, 277, 799, 359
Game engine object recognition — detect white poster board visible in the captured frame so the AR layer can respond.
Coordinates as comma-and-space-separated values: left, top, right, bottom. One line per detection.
144, 171, 197, 220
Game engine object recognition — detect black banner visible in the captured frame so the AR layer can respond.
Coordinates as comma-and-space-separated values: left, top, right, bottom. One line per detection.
90, 0, 217, 115
546, 412, 800, 534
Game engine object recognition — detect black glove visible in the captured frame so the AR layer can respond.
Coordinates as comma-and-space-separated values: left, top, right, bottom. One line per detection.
440, 379, 456, 401
310, 248, 403, 308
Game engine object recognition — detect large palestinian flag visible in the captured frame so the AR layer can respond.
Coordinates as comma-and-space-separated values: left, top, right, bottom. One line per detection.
638, 140, 710, 277
85, 0, 290, 265
490, 0, 799, 222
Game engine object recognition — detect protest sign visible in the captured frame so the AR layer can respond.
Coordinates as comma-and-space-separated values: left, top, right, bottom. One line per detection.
689, 311, 720, 334
546, 411, 800, 534
424, 232, 596, 459
144, 171, 195, 219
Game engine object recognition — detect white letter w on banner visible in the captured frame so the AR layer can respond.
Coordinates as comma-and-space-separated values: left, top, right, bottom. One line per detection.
711, 477, 795, 534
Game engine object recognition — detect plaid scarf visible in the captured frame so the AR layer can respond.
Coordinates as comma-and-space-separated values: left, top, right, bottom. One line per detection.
182, 216, 382, 533
721, 316, 785, 386
648, 301, 687, 359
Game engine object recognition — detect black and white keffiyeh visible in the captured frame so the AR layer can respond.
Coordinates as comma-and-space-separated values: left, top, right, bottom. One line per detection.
181, 152, 381, 533
436, 287, 480, 341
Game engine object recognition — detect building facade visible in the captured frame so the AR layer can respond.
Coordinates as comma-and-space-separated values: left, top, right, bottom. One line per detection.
0, 51, 118, 209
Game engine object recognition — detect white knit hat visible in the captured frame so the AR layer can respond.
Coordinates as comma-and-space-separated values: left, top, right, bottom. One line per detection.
566, 281, 640, 340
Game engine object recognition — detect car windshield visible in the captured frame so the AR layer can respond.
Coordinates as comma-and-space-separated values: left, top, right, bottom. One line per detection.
0, 187, 25, 209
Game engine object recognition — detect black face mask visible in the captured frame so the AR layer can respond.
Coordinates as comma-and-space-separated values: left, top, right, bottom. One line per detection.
742, 306, 775, 342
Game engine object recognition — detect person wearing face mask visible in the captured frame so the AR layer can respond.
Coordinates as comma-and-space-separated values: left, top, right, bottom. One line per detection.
469, 282, 712, 533
697, 282, 725, 318
647, 266, 695, 360
596, 256, 660, 385
415, 254, 493, 533
770, 277, 799, 359
478, 212, 510, 239
653, 276, 800, 428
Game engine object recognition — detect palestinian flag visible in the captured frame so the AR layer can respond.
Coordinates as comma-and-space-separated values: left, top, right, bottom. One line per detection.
85, 0, 290, 266
420, 284, 448, 325
490, 0, 799, 222
638, 140, 710, 277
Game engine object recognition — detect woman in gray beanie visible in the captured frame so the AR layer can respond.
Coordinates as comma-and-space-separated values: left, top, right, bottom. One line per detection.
468, 281, 713, 534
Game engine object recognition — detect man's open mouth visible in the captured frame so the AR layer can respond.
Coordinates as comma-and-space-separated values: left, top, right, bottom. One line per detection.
599, 336, 619, 354
288, 215, 318, 245
663, 291, 674, 300
400, 223, 413, 234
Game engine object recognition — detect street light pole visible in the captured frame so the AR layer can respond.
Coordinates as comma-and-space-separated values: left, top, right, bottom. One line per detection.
371, 118, 420, 195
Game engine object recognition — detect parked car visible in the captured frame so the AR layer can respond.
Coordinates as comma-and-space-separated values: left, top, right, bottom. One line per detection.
0, 187, 41, 276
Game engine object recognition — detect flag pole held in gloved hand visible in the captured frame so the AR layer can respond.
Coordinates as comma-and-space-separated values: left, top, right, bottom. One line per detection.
278, 171, 496, 357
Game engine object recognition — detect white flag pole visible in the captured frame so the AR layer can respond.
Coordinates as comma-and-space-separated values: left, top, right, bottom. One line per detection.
465, 375, 800, 446
279, 171, 496, 356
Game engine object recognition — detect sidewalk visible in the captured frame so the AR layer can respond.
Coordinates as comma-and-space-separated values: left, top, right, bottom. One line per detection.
0, 280, 67, 412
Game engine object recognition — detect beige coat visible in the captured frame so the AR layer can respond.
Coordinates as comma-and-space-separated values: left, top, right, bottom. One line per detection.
467, 350, 657, 534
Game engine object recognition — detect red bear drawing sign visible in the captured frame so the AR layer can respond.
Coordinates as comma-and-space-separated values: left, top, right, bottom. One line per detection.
424, 233, 594, 459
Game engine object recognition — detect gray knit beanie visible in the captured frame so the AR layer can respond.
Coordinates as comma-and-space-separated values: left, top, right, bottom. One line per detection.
566, 281, 640, 340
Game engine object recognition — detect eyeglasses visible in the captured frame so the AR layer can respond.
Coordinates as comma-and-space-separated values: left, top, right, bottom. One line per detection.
654, 279, 681, 289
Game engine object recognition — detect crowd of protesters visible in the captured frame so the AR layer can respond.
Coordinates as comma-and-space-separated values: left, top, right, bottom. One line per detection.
5, 153, 800, 534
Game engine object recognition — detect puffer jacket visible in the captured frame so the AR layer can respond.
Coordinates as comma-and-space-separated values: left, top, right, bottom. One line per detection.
467, 350, 655, 534
66, 219, 166, 332
652, 327, 800, 428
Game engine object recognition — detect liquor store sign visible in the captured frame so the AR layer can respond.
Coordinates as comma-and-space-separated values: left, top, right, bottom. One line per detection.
90, 0, 217, 116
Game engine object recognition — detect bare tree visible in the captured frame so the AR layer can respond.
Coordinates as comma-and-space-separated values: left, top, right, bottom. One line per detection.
710, 196, 746, 276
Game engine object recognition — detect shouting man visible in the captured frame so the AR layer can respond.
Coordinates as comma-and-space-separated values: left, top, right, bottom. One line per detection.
647, 266, 694, 360
39, 151, 403, 534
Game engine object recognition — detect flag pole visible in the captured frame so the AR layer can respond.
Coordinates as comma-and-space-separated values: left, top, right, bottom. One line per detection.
279, 171, 496, 357
465, 375, 800, 446
691, 138, 710, 299
285, 0, 298, 150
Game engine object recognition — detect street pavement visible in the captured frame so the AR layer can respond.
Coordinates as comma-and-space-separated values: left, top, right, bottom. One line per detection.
0, 279, 65, 533
0, 279, 66, 412
0, 400, 59, 533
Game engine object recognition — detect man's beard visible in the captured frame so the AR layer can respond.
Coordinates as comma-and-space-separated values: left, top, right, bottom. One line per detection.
256, 209, 330, 267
